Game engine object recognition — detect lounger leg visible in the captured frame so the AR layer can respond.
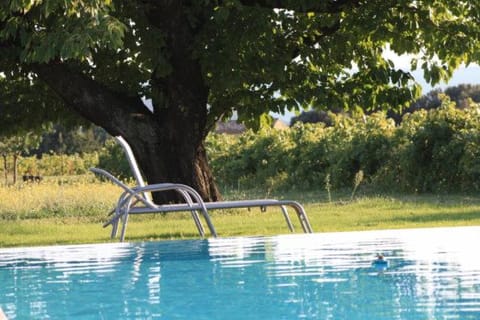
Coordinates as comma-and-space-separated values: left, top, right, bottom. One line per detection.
111, 220, 119, 239
297, 208, 313, 233
120, 213, 130, 242
300, 209, 313, 233
280, 206, 295, 232
199, 209, 217, 237
190, 210, 206, 237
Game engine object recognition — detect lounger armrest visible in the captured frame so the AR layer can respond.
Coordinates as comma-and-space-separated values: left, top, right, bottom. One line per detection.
90, 167, 158, 209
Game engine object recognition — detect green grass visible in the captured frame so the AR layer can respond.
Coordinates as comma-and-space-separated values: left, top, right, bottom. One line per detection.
1, 180, 480, 247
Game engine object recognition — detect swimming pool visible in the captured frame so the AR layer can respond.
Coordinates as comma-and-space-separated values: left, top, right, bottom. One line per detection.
1, 226, 480, 319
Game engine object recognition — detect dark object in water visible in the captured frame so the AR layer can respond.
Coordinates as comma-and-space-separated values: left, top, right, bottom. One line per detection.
373, 253, 389, 269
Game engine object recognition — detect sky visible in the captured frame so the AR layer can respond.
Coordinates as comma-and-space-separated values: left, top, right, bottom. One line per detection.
384, 48, 480, 92
412, 63, 480, 92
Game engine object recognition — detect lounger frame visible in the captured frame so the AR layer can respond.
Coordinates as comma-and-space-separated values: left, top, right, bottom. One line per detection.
91, 136, 313, 241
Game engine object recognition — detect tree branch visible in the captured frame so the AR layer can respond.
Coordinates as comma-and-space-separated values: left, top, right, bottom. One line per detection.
32, 62, 153, 137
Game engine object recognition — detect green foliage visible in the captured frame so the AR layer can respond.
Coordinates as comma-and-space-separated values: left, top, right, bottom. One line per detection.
34, 125, 108, 156
290, 110, 333, 126
97, 138, 131, 180
2, 1, 480, 136
381, 96, 480, 192
0, 124, 109, 184
0, 132, 43, 184
8, 142, 125, 180
200, 1, 441, 123
208, 115, 395, 191
387, 84, 480, 123
19, 153, 99, 176
0, 133, 41, 156
0, 0, 126, 138
0, 0, 125, 63
13, 137, 128, 180
208, 96, 480, 194
0, 72, 87, 137
326, 112, 396, 187
287, 123, 330, 189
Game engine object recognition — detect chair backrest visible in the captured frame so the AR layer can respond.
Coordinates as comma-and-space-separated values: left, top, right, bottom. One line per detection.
115, 136, 153, 203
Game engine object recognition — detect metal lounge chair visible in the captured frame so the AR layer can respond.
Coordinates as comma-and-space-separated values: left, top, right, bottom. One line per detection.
91, 136, 313, 241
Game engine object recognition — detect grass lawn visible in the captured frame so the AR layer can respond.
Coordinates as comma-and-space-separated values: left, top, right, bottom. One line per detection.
1, 183, 480, 247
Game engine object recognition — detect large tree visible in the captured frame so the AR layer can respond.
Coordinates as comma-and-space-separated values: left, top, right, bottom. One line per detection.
1, 0, 479, 201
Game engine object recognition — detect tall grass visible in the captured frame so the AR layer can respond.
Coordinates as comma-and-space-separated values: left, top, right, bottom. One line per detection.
0, 175, 119, 221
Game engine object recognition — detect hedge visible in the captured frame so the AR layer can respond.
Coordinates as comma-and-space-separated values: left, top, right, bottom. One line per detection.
207, 96, 480, 193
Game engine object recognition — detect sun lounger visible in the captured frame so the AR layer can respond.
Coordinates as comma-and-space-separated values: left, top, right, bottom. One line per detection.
91, 136, 313, 241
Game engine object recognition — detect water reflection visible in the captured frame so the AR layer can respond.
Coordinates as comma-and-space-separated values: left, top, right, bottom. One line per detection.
0, 243, 133, 319
206, 228, 480, 319
1, 227, 480, 319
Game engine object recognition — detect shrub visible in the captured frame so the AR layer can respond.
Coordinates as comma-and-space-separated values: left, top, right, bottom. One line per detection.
390, 97, 480, 192
207, 96, 480, 194
97, 138, 131, 181
18, 153, 99, 176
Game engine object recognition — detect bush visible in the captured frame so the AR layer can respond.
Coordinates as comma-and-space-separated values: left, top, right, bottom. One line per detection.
97, 138, 131, 181
207, 96, 480, 193
385, 97, 480, 192
18, 153, 99, 176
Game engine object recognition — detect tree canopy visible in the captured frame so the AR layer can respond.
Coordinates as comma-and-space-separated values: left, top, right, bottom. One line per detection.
1, 1, 480, 200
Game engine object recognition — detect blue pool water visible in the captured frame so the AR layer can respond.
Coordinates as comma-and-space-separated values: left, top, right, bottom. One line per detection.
1, 227, 480, 319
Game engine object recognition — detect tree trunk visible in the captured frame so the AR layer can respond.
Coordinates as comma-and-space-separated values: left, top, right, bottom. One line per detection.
12, 153, 18, 184
136, 1, 221, 202
126, 132, 220, 203
2, 154, 7, 185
